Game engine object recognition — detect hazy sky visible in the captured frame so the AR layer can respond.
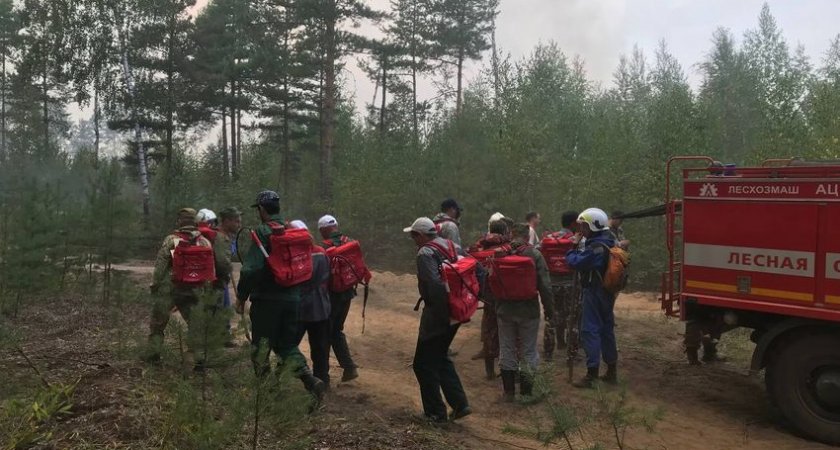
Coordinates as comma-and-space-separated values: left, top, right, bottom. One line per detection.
193, 0, 840, 113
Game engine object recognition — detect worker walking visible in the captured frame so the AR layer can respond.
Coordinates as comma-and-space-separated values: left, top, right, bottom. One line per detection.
566, 208, 618, 388
404, 217, 471, 423
318, 214, 360, 383
145, 208, 224, 365
237, 191, 325, 399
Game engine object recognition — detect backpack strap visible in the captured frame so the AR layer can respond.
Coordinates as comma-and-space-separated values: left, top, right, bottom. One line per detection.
424, 240, 456, 263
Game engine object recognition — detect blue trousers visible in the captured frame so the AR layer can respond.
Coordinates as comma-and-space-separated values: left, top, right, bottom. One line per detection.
580, 287, 618, 369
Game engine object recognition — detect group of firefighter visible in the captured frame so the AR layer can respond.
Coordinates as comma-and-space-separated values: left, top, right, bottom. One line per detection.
145, 190, 726, 423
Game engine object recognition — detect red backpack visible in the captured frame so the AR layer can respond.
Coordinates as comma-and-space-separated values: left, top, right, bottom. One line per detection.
489, 245, 538, 301
171, 232, 217, 285
469, 244, 511, 269
265, 223, 313, 287
540, 231, 575, 275
323, 237, 372, 293
424, 240, 480, 324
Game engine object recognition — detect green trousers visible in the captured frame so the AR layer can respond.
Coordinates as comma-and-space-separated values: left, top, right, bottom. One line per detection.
250, 298, 307, 377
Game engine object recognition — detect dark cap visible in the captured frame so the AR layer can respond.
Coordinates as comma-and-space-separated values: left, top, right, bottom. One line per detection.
440, 198, 462, 212
219, 207, 242, 220
251, 190, 280, 208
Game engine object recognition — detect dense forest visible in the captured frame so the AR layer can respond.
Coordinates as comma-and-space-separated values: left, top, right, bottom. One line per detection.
0, 0, 839, 302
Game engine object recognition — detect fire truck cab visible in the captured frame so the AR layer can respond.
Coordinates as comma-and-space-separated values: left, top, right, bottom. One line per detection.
661, 156, 840, 444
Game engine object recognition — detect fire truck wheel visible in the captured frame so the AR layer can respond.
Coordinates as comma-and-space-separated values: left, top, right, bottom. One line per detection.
768, 333, 840, 444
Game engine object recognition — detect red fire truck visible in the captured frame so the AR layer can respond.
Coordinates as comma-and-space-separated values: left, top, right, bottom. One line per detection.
660, 156, 840, 444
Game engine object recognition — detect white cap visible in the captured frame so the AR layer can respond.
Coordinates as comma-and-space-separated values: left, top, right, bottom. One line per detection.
196, 208, 217, 223
403, 217, 437, 235
289, 220, 308, 230
318, 215, 338, 229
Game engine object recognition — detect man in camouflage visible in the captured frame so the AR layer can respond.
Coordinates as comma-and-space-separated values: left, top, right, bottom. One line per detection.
543, 211, 579, 359
237, 190, 325, 398
145, 208, 229, 363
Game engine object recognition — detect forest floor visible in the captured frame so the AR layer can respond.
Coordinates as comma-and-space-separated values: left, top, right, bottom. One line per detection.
1, 262, 836, 450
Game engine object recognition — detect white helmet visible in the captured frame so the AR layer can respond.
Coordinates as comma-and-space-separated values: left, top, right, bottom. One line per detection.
196, 208, 217, 224
577, 208, 610, 232
488, 212, 506, 229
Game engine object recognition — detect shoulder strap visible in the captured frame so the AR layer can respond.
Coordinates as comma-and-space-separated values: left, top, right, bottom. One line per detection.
424, 240, 456, 263
513, 244, 533, 256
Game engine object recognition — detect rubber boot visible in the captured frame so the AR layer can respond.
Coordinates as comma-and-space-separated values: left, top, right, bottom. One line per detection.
686, 347, 701, 366
572, 366, 599, 389
484, 357, 496, 381
300, 370, 326, 403
600, 364, 617, 384
341, 367, 359, 382
501, 370, 517, 402
520, 371, 534, 397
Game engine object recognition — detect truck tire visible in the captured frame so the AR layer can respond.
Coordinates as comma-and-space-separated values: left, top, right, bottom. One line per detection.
768, 333, 840, 444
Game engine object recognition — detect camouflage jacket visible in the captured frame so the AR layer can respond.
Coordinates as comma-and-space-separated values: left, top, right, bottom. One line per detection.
151, 226, 216, 295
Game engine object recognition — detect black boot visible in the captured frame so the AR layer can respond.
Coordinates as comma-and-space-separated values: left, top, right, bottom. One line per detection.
686, 347, 701, 365
501, 370, 517, 402
484, 357, 496, 381
300, 371, 326, 403
601, 364, 617, 384
572, 366, 599, 389
520, 371, 534, 397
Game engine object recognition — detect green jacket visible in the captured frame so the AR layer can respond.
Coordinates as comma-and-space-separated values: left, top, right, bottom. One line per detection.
496, 240, 555, 320
237, 214, 301, 303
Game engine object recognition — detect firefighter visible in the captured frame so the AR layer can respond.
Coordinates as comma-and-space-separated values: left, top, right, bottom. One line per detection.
684, 308, 732, 365
469, 218, 512, 380
543, 210, 579, 359
404, 217, 471, 423
433, 198, 463, 246
497, 223, 555, 401
145, 208, 216, 364
237, 191, 325, 399
318, 214, 360, 383
566, 208, 619, 388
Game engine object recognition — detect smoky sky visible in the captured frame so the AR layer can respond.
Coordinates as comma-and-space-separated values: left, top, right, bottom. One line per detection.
189, 0, 840, 113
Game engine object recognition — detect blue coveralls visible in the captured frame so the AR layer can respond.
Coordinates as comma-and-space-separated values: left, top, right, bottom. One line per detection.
565, 232, 618, 369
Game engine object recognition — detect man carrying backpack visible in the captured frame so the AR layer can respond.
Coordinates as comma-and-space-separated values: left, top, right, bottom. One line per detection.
145, 208, 220, 364
237, 191, 325, 399
495, 223, 555, 402
404, 217, 471, 423
566, 208, 618, 388
318, 214, 360, 383
433, 198, 463, 246
468, 218, 511, 380
542, 211, 579, 359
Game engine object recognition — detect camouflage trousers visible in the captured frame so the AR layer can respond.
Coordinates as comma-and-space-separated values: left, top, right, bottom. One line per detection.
543, 283, 575, 356
684, 318, 733, 349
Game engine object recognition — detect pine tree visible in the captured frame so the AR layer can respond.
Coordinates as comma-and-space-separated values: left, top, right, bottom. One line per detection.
0, 0, 19, 163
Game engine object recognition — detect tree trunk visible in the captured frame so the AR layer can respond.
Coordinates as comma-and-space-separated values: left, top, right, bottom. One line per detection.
1, 47, 6, 162
42, 54, 49, 156
165, 17, 175, 167
281, 90, 291, 197
93, 71, 100, 161
411, 55, 418, 149
320, 9, 337, 205
456, 50, 464, 115
229, 81, 237, 177
236, 105, 242, 165
120, 40, 151, 220
379, 55, 387, 135
221, 110, 229, 178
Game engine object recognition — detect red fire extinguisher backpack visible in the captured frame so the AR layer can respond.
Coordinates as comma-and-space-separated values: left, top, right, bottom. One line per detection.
540, 231, 575, 275
424, 240, 480, 323
323, 237, 373, 293
469, 244, 512, 269
171, 232, 217, 286
489, 245, 538, 301
265, 222, 313, 287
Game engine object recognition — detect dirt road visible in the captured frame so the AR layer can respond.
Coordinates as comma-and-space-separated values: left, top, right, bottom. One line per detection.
3, 265, 835, 449
304, 271, 834, 450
